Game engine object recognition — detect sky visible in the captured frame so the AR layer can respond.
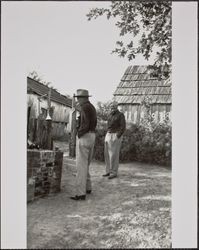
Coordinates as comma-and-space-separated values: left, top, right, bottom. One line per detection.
2, 1, 154, 106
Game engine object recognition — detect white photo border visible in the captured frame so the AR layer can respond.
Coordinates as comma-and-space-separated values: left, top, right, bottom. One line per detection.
1, 1, 198, 248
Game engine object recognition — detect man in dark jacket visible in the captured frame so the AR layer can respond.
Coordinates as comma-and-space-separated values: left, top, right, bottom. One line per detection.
70, 89, 97, 201
103, 101, 126, 179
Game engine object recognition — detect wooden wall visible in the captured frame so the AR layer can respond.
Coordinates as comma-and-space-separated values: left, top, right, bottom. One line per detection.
27, 93, 71, 141
27, 94, 71, 122
119, 104, 171, 124
52, 122, 68, 138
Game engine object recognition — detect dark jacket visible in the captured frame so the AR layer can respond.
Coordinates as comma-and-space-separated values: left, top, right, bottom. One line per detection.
77, 101, 97, 138
107, 109, 126, 138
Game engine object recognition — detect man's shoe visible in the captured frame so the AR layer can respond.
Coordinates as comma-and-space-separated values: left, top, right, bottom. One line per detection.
108, 175, 117, 179
102, 173, 110, 177
70, 195, 86, 200
86, 190, 92, 194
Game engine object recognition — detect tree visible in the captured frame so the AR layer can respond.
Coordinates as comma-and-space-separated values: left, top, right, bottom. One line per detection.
87, 1, 171, 76
96, 101, 112, 122
29, 71, 43, 82
28, 71, 58, 91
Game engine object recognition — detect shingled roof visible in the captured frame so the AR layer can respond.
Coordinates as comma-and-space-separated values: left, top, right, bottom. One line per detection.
113, 65, 171, 104
27, 77, 72, 107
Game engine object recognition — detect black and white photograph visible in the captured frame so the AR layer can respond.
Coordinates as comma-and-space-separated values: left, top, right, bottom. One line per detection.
1, 1, 198, 249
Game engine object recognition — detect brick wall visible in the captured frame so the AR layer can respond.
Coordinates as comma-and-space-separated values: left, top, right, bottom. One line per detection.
27, 149, 63, 202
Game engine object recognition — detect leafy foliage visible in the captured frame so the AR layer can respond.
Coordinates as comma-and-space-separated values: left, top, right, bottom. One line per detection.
94, 122, 171, 166
28, 71, 58, 91
96, 100, 112, 123
87, 1, 172, 76
93, 100, 172, 166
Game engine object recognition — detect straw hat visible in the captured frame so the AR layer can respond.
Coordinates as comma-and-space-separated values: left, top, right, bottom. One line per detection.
74, 89, 91, 97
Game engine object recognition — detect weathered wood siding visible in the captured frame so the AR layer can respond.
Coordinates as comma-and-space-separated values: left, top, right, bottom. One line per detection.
27, 94, 42, 118
27, 93, 71, 122
27, 93, 72, 140
113, 65, 172, 126
52, 104, 70, 123
52, 122, 68, 138
119, 104, 171, 124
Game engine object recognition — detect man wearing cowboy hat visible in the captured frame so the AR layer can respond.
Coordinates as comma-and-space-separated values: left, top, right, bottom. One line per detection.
70, 89, 97, 201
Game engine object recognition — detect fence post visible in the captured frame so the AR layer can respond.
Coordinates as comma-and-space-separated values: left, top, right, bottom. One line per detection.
69, 94, 77, 157
46, 88, 52, 149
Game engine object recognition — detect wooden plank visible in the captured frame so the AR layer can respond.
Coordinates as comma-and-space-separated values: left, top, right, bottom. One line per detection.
69, 95, 77, 157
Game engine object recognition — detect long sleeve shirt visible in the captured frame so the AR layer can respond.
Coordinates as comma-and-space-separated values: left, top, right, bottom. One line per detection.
77, 101, 97, 138
107, 109, 126, 138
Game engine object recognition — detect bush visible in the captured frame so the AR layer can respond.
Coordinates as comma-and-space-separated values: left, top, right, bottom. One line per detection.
93, 120, 171, 167
94, 100, 171, 166
93, 128, 106, 161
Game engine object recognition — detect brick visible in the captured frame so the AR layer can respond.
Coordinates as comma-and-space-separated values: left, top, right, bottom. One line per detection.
27, 168, 32, 180
27, 150, 41, 165
29, 162, 45, 169
49, 176, 61, 193
42, 172, 48, 177
35, 186, 45, 196
27, 149, 63, 201
31, 169, 42, 178
40, 150, 55, 164
46, 163, 54, 168
33, 172, 42, 180
27, 179, 35, 202
48, 167, 53, 174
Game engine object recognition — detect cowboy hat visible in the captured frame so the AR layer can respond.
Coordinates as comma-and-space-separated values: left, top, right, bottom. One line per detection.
74, 89, 91, 97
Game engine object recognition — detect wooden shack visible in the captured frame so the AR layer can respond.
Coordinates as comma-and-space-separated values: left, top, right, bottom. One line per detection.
113, 65, 171, 124
27, 77, 72, 144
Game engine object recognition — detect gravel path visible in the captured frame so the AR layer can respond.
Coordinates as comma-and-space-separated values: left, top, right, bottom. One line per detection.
27, 148, 171, 249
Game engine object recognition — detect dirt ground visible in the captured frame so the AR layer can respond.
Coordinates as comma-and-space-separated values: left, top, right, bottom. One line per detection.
27, 141, 171, 249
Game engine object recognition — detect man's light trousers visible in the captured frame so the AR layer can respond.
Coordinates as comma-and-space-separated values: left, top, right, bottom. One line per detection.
104, 132, 122, 176
76, 132, 96, 196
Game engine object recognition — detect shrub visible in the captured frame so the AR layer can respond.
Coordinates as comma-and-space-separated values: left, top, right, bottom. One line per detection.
94, 100, 172, 166
93, 118, 171, 166
93, 128, 106, 161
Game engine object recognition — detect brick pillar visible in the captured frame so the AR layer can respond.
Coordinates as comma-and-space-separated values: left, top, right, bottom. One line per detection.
50, 151, 63, 193
27, 149, 63, 202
